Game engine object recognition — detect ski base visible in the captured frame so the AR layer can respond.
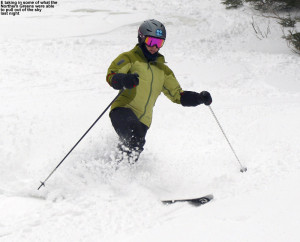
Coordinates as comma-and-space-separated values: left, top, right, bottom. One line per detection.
162, 194, 213, 207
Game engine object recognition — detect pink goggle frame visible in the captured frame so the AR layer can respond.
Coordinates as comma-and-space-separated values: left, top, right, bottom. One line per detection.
144, 36, 165, 48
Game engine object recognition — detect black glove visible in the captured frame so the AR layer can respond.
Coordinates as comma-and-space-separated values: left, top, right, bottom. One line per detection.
181, 91, 212, 107
111, 73, 139, 90
198, 91, 212, 106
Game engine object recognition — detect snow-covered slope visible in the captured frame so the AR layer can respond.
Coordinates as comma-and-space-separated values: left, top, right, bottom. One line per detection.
1, 0, 300, 241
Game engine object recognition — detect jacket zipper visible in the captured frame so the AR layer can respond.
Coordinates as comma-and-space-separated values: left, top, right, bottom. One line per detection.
139, 62, 154, 121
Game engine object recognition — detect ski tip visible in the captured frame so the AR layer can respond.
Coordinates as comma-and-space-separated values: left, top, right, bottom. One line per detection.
240, 167, 247, 173
161, 194, 214, 206
188, 194, 214, 206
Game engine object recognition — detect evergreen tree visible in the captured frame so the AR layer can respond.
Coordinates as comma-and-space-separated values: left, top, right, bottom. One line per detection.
222, 0, 300, 54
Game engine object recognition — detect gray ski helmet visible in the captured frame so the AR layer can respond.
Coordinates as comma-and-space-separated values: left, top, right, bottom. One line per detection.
138, 19, 166, 44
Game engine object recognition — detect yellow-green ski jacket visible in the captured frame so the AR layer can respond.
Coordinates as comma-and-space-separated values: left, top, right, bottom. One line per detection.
106, 45, 183, 127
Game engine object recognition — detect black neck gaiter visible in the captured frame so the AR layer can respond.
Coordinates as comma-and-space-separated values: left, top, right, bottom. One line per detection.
139, 43, 158, 62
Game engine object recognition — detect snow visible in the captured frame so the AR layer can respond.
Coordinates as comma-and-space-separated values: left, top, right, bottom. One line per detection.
1, 0, 300, 241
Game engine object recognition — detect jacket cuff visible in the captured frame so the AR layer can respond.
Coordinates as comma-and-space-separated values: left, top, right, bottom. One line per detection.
106, 72, 116, 86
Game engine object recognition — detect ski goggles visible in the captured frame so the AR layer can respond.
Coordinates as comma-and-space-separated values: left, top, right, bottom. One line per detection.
144, 36, 165, 48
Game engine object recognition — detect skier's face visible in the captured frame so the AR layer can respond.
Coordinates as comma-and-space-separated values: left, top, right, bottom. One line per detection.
146, 44, 159, 54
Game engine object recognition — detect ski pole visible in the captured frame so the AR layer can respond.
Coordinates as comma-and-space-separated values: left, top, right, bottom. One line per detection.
37, 90, 124, 190
208, 105, 247, 173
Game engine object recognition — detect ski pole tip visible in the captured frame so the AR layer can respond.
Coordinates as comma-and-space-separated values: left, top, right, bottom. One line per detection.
37, 181, 45, 190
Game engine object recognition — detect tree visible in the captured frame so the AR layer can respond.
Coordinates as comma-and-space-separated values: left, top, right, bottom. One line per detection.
222, 0, 300, 54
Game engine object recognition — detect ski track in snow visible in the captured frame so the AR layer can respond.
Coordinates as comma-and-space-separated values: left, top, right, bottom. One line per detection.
1, 0, 300, 241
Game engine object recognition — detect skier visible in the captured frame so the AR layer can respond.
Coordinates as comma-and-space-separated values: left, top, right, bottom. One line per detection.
106, 19, 212, 164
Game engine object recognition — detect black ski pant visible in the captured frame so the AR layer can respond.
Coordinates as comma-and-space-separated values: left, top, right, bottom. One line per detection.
109, 107, 148, 162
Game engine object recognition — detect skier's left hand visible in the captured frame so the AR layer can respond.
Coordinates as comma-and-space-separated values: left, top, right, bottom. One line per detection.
198, 91, 212, 106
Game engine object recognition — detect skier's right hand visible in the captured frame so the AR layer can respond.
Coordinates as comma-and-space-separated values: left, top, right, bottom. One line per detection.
111, 73, 139, 90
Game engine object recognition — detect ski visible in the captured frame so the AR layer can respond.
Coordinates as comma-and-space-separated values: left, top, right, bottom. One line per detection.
162, 194, 213, 206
